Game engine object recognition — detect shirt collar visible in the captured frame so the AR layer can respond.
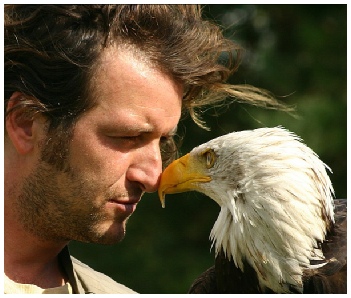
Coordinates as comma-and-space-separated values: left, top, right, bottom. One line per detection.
58, 246, 86, 294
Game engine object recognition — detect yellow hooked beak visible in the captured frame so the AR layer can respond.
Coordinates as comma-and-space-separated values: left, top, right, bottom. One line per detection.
158, 153, 211, 208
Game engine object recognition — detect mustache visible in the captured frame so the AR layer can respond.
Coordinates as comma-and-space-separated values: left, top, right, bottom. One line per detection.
109, 189, 144, 199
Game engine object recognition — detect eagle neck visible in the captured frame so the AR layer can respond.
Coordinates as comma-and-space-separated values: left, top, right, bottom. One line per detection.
210, 190, 333, 293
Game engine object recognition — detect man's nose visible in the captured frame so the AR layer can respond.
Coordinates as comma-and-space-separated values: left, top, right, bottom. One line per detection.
126, 141, 163, 193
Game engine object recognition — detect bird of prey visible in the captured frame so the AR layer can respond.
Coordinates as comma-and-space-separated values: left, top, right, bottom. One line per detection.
158, 126, 346, 294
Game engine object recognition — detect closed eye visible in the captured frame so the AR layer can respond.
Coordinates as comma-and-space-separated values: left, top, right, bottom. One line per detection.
105, 134, 142, 149
119, 135, 139, 141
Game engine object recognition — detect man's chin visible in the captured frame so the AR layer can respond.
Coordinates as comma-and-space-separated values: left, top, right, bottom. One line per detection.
94, 234, 126, 245
75, 221, 127, 245
98, 223, 127, 245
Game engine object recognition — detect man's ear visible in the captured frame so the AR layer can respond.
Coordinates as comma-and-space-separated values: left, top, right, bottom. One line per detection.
6, 92, 41, 155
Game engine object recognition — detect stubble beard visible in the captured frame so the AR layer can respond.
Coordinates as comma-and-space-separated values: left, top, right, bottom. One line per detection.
13, 126, 131, 245
14, 160, 129, 245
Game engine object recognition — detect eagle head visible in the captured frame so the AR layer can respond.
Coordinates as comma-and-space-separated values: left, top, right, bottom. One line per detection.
158, 126, 335, 293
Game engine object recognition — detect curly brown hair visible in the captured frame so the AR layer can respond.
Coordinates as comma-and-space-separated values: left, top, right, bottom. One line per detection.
4, 4, 290, 166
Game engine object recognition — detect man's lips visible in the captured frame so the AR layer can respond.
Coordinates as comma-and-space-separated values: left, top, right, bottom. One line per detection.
108, 197, 141, 205
106, 193, 143, 215
108, 203, 137, 217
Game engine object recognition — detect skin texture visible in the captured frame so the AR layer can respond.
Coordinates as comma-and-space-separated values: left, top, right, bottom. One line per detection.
4, 47, 183, 288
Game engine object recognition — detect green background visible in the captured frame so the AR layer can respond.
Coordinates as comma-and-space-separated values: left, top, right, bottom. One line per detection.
69, 5, 347, 294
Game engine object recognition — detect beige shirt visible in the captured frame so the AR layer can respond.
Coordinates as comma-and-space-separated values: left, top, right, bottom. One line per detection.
4, 246, 137, 294
4, 275, 73, 294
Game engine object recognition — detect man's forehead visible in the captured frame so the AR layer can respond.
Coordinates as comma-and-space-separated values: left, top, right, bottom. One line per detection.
98, 44, 155, 72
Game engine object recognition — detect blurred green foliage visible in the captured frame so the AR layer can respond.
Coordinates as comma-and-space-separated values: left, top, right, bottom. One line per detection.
69, 5, 346, 294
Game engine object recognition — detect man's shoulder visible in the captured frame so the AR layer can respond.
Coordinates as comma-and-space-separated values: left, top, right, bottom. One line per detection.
71, 256, 137, 294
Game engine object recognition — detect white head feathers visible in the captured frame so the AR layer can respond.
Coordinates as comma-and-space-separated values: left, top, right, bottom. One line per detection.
191, 126, 335, 293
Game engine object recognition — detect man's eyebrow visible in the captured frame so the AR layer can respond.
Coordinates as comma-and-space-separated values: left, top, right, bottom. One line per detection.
130, 123, 177, 136
102, 120, 178, 137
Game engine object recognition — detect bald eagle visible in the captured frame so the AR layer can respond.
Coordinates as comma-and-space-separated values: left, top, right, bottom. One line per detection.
158, 126, 346, 294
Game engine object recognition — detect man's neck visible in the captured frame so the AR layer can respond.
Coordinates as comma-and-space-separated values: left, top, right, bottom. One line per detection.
5, 218, 69, 289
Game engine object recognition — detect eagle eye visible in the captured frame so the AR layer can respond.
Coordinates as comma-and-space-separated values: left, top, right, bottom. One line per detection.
201, 149, 216, 168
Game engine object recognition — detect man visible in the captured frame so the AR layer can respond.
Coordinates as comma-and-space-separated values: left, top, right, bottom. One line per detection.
4, 5, 285, 294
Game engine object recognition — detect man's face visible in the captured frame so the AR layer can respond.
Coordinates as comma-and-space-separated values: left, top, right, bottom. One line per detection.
16, 48, 183, 244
